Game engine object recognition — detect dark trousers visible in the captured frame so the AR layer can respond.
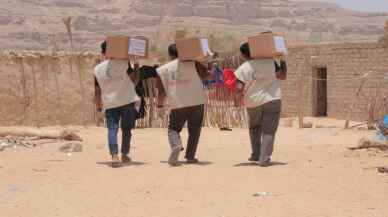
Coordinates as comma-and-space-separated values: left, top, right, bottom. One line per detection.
247, 100, 281, 163
105, 103, 137, 156
168, 104, 204, 160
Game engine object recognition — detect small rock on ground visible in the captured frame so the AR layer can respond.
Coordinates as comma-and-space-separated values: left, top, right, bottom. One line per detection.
59, 143, 83, 153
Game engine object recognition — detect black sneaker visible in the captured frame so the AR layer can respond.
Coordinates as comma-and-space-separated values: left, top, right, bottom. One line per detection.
248, 157, 259, 162
186, 158, 199, 164
220, 127, 233, 131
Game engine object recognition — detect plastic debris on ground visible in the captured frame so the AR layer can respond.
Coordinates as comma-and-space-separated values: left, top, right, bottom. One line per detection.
375, 115, 388, 141
59, 142, 83, 153
253, 192, 282, 197
0, 138, 35, 151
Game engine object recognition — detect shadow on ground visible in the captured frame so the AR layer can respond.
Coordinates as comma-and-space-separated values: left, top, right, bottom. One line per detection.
234, 161, 288, 167
160, 161, 213, 166
97, 161, 147, 168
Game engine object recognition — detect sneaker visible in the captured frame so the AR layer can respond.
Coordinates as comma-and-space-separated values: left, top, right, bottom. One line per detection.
111, 155, 121, 168
121, 155, 132, 163
186, 158, 199, 164
168, 145, 182, 166
248, 157, 259, 162
257, 159, 271, 167
220, 127, 232, 131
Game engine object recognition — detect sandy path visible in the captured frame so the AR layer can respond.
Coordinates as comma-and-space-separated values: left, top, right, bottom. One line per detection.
0, 122, 387, 217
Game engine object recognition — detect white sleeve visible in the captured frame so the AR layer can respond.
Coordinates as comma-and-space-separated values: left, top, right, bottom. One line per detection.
156, 66, 168, 91
234, 63, 252, 84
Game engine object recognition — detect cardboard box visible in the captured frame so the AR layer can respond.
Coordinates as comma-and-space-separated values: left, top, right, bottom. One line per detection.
106, 36, 149, 59
106, 35, 129, 59
176, 37, 212, 61
248, 32, 287, 59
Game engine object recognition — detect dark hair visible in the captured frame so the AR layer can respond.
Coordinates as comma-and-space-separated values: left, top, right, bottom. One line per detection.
240, 42, 251, 59
168, 43, 178, 59
101, 41, 107, 54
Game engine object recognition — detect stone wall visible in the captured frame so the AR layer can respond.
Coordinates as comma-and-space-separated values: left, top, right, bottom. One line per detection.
0, 52, 99, 126
283, 41, 388, 121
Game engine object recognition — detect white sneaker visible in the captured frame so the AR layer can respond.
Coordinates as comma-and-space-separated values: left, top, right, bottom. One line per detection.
257, 159, 271, 167
168, 145, 182, 166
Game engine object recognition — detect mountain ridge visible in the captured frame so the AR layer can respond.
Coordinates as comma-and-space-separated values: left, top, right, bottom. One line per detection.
1, 0, 387, 51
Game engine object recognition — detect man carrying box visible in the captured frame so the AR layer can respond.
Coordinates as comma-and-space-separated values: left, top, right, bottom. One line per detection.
94, 41, 139, 168
234, 42, 287, 167
156, 44, 211, 166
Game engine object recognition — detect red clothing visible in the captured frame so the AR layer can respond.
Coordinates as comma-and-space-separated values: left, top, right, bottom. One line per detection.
223, 68, 236, 91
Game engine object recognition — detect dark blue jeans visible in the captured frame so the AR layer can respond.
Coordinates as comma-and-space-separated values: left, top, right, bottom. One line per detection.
105, 103, 137, 156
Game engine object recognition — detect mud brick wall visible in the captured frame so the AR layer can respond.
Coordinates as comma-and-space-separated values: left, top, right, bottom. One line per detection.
1, 40, 388, 126
0, 52, 99, 126
384, 21, 388, 45
283, 41, 388, 121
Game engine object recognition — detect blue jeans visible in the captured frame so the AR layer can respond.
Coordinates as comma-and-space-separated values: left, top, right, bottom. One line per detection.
105, 103, 137, 156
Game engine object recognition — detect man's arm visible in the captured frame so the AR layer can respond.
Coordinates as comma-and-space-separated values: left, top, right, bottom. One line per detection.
127, 61, 139, 84
234, 79, 245, 107
280, 60, 287, 73
195, 61, 213, 80
94, 77, 103, 112
233, 65, 248, 107
155, 73, 167, 107
275, 59, 287, 80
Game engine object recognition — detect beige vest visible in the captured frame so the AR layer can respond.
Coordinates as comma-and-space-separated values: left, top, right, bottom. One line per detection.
157, 59, 205, 110
94, 59, 139, 110
234, 59, 281, 108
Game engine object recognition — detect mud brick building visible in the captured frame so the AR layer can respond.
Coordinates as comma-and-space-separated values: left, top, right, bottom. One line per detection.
282, 23, 388, 121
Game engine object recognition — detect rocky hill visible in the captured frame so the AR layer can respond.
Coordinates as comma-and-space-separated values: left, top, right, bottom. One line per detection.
1, 0, 387, 51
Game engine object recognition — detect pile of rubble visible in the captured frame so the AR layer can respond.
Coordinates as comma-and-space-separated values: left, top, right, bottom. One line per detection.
0, 127, 82, 152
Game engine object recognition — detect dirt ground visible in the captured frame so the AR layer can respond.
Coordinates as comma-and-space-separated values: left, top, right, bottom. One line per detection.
1, 118, 387, 217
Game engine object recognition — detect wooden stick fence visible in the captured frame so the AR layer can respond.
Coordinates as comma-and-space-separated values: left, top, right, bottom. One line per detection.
134, 78, 248, 129
134, 52, 247, 129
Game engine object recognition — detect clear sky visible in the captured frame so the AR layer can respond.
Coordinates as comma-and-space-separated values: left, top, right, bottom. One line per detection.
330, 0, 388, 12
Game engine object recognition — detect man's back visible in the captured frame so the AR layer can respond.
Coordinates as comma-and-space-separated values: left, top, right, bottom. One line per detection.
157, 59, 206, 109
235, 59, 281, 108
94, 59, 139, 110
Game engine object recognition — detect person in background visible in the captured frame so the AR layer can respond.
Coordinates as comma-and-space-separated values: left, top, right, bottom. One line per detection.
156, 44, 212, 166
221, 61, 239, 131
234, 42, 286, 167
94, 41, 139, 167
205, 61, 233, 131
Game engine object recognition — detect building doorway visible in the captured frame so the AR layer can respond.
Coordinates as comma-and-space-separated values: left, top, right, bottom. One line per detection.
315, 67, 327, 117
